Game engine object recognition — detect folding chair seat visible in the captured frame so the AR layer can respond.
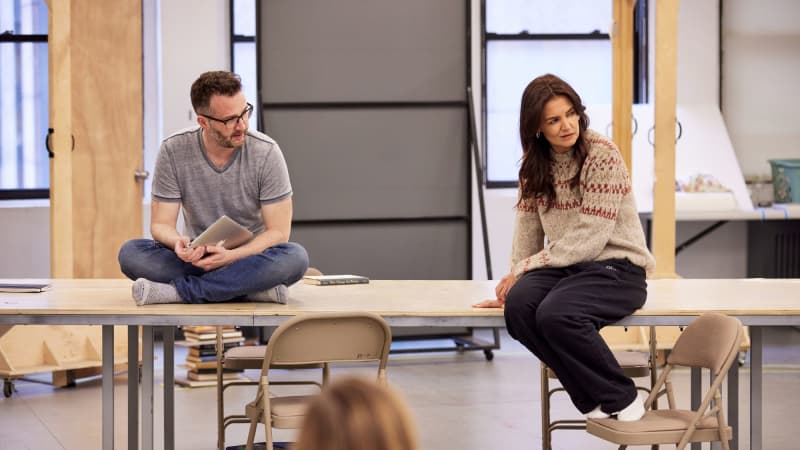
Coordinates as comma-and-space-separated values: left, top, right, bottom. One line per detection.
540, 326, 659, 450
587, 313, 743, 450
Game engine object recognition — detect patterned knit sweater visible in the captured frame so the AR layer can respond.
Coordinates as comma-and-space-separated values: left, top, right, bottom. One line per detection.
510, 129, 655, 278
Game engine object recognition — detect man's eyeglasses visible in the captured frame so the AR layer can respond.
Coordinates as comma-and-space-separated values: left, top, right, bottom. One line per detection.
199, 103, 253, 128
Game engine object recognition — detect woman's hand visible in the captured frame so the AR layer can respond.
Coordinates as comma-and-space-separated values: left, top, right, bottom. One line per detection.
472, 298, 505, 308
495, 272, 516, 301
472, 273, 517, 308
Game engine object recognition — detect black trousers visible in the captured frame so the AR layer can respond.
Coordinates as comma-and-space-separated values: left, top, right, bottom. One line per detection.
504, 258, 647, 414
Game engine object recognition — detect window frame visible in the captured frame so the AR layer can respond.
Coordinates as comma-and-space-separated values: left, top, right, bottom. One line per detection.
230, 0, 256, 75
229, 0, 261, 131
481, 0, 648, 188
0, 29, 49, 199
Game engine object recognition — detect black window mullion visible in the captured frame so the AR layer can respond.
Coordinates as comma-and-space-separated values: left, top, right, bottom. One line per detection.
633, 0, 648, 104
486, 31, 608, 41
0, 34, 48, 43
0, 189, 49, 200
262, 101, 466, 110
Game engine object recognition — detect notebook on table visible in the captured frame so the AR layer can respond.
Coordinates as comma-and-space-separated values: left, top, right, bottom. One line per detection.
0, 282, 52, 293
302, 275, 369, 286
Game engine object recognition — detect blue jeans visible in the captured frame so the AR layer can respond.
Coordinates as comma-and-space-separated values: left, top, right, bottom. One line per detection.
118, 239, 309, 304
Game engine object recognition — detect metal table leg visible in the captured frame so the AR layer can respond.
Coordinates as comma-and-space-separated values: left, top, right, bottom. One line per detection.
162, 326, 175, 450
142, 326, 154, 450
102, 325, 114, 450
128, 326, 139, 450
750, 327, 763, 450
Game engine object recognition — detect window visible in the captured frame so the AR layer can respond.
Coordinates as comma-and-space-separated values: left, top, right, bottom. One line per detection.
230, 0, 258, 130
0, 0, 49, 199
483, 0, 647, 186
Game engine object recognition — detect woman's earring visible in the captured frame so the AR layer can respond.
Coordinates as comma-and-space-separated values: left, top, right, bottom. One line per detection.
535, 131, 541, 139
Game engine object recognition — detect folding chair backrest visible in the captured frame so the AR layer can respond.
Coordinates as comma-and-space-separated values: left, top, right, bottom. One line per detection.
263, 313, 392, 369
668, 313, 743, 375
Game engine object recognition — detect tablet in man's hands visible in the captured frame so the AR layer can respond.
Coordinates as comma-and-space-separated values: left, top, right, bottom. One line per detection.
188, 216, 254, 250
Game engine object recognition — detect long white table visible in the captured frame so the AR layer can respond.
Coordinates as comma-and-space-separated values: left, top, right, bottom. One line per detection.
1, 278, 798, 450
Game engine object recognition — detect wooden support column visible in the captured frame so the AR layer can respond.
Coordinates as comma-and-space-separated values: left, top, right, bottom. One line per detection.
652, 0, 680, 278
47, 0, 74, 278
69, 0, 143, 278
612, 0, 637, 171
47, 0, 143, 278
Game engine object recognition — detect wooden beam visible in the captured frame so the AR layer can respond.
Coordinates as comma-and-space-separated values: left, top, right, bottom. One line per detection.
70, 0, 143, 278
652, 0, 680, 278
46, 0, 74, 278
612, 0, 637, 172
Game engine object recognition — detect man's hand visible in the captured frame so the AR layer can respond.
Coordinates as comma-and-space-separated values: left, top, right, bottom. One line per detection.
472, 272, 517, 308
175, 237, 206, 263
193, 243, 234, 271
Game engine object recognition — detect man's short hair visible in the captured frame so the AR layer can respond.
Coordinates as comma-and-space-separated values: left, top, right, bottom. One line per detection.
190, 71, 242, 114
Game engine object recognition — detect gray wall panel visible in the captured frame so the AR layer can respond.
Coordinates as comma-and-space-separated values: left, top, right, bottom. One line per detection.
260, 0, 467, 102
292, 222, 468, 279
269, 108, 469, 221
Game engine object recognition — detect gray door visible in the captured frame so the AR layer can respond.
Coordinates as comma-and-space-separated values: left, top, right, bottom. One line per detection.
258, 0, 471, 280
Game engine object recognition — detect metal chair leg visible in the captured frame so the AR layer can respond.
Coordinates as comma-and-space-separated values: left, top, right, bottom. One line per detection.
541, 363, 551, 450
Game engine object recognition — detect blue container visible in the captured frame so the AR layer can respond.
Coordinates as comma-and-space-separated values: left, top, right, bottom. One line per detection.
769, 159, 800, 203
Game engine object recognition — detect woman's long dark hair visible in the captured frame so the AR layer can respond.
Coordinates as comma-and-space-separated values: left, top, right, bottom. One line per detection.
518, 74, 590, 207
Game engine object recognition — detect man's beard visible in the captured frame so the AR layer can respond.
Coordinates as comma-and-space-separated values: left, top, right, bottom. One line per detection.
210, 127, 245, 148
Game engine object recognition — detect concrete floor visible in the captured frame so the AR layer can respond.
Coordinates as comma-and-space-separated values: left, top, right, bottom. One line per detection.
1, 327, 798, 450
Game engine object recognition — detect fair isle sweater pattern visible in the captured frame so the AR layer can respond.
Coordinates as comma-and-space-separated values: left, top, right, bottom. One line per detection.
510, 129, 655, 278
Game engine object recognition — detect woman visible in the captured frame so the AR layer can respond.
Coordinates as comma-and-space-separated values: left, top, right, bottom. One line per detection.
293, 377, 419, 450
475, 74, 655, 421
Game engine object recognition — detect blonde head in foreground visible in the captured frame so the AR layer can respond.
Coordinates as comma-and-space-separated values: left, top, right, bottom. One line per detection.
293, 377, 419, 450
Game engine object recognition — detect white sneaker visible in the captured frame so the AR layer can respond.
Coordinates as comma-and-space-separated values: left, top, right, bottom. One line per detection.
585, 405, 610, 419
615, 393, 645, 421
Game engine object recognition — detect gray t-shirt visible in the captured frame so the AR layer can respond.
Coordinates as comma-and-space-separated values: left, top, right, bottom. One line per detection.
151, 126, 292, 238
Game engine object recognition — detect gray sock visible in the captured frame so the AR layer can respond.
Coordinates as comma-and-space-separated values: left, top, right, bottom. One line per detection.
246, 285, 288, 304
132, 278, 182, 306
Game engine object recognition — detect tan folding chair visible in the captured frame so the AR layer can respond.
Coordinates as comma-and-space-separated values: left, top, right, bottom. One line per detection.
587, 313, 743, 450
216, 268, 326, 450
241, 312, 392, 450
216, 344, 325, 450
541, 326, 658, 450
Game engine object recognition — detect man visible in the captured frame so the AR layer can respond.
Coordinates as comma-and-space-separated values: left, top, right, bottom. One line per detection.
118, 71, 308, 306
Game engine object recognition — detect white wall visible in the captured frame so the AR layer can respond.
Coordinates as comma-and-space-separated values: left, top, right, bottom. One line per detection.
0, 201, 50, 277
722, 0, 800, 177
159, 0, 229, 139
674, 0, 720, 105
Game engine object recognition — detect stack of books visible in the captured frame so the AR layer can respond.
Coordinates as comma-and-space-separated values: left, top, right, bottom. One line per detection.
176, 325, 246, 387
